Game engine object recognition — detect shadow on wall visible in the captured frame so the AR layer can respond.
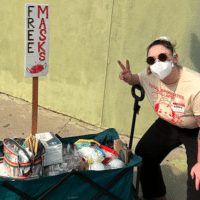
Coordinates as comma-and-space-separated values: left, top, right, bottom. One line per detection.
133, 165, 187, 200
190, 33, 200, 73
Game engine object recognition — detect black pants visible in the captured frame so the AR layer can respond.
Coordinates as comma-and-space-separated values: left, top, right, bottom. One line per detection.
135, 118, 199, 200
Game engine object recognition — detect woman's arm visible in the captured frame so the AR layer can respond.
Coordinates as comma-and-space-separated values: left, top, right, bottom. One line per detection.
190, 115, 200, 191
195, 115, 200, 162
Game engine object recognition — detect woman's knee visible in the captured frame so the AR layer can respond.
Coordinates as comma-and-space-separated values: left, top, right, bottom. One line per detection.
135, 140, 146, 157
135, 139, 160, 161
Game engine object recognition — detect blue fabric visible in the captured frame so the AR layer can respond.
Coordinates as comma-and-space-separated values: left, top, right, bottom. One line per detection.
0, 128, 142, 200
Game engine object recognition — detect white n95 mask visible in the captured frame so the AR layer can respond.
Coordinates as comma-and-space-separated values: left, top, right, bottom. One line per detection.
150, 60, 174, 80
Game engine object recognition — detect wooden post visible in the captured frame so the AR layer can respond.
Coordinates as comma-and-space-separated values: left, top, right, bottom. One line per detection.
32, 77, 38, 135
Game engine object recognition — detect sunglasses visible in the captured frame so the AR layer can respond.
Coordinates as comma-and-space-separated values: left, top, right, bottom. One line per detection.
146, 53, 168, 65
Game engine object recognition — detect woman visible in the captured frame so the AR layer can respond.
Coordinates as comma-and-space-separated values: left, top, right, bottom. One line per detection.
118, 36, 200, 200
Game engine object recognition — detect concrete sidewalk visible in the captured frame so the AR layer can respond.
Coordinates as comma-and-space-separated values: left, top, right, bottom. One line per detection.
0, 92, 188, 200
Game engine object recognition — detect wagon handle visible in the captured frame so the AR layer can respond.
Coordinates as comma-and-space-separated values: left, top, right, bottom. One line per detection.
131, 84, 145, 102
129, 85, 145, 150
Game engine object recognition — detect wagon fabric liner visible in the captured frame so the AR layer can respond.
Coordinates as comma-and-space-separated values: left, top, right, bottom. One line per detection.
0, 128, 142, 200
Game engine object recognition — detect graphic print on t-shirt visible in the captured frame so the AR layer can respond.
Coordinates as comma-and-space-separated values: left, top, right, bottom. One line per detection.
138, 67, 200, 128
149, 83, 185, 126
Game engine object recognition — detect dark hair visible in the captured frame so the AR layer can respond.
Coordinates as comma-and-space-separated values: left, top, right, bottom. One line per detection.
147, 40, 176, 56
146, 40, 177, 74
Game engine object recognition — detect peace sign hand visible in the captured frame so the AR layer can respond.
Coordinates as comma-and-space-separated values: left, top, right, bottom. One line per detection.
118, 60, 134, 85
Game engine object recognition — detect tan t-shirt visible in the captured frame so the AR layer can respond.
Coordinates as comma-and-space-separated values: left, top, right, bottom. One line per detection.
138, 67, 200, 129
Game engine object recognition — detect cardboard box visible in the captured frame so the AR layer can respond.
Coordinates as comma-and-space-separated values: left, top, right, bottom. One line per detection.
114, 139, 132, 165
35, 132, 63, 166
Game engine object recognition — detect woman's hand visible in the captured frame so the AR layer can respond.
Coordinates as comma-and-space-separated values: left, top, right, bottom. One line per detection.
191, 163, 200, 191
118, 60, 134, 85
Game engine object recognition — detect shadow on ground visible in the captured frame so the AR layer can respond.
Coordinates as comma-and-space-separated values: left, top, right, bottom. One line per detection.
133, 165, 187, 200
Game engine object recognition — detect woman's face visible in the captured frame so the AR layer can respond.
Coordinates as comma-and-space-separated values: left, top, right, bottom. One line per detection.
147, 44, 179, 83
147, 45, 173, 63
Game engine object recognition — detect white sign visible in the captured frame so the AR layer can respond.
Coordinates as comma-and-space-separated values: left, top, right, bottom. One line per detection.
25, 4, 49, 77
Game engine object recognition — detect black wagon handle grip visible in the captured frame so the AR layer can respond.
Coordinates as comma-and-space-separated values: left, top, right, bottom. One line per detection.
131, 85, 145, 101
